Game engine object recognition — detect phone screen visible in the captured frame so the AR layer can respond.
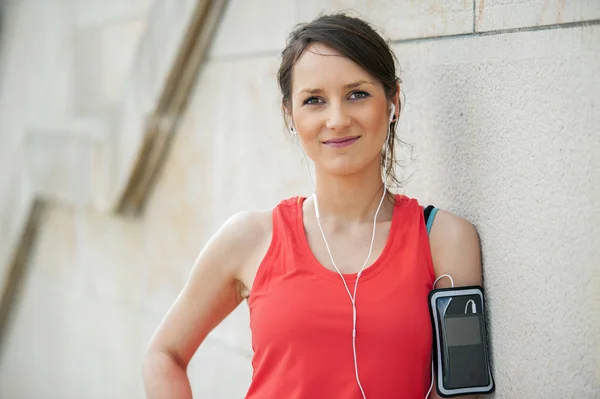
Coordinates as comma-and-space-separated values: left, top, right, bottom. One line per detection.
446, 315, 482, 346
437, 297, 490, 389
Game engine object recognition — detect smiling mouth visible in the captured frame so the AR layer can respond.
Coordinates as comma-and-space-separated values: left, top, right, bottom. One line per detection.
323, 136, 360, 148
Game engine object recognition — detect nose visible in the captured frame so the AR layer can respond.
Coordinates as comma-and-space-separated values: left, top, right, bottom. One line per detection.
325, 104, 351, 131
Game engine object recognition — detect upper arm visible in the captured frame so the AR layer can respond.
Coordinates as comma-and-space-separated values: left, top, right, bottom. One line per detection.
145, 210, 271, 368
429, 210, 483, 288
428, 210, 483, 399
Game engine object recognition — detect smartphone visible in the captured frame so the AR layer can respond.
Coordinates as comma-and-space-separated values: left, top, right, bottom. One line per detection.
429, 286, 495, 397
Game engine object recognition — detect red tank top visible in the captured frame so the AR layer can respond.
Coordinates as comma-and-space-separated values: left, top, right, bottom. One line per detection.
245, 195, 435, 399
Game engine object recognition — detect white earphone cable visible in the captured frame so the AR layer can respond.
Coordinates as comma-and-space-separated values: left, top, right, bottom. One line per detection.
434, 274, 455, 289
313, 185, 386, 399
427, 274, 456, 397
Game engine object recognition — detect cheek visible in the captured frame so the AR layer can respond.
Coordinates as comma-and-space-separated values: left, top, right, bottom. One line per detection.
294, 110, 322, 141
364, 115, 385, 136
357, 107, 388, 142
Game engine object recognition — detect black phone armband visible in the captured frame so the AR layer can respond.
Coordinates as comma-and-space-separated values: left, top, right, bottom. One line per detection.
428, 286, 495, 397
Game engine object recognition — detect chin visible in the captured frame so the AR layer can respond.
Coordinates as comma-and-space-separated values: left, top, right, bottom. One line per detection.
320, 158, 370, 177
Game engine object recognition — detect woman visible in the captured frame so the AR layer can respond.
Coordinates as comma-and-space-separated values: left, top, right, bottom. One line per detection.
143, 13, 483, 399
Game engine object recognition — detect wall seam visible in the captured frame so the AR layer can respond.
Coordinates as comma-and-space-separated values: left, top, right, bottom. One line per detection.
475, 19, 600, 37
208, 19, 600, 63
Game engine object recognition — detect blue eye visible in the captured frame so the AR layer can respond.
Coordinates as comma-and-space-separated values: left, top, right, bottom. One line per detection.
303, 97, 323, 105
349, 91, 370, 100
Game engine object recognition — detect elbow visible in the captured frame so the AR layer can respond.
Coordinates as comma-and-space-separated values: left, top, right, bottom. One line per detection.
143, 346, 187, 380
142, 347, 193, 399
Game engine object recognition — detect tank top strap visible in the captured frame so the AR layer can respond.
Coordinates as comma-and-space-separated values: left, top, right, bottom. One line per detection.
388, 194, 436, 285
250, 197, 304, 296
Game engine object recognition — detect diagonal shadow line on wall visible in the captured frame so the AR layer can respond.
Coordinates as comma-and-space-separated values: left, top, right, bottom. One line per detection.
0, 0, 230, 353
115, 0, 229, 216
0, 199, 45, 356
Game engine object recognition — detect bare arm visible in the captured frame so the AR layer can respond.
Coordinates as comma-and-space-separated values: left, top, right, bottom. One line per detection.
429, 210, 484, 399
142, 211, 271, 398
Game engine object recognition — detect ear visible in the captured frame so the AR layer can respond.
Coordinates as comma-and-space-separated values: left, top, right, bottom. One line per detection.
389, 103, 396, 123
282, 103, 294, 131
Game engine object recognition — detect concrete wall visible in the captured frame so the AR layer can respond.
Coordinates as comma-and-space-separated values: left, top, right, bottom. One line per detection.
0, 0, 155, 398
0, 0, 153, 294
0, 0, 598, 398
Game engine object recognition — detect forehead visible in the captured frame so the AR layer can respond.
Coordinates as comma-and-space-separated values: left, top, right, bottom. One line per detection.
291, 43, 378, 92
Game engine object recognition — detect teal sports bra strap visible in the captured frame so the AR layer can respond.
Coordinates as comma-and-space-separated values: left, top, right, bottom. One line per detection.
423, 205, 439, 235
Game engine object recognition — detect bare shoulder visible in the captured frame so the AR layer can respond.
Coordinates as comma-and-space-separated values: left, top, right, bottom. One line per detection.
216, 209, 273, 296
430, 210, 479, 248
215, 209, 273, 273
219, 210, 273, 253
183, 209, 273, 294
429, 210, 483, 287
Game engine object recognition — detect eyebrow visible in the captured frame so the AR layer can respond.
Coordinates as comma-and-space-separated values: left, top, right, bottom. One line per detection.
298, 80, 374, 95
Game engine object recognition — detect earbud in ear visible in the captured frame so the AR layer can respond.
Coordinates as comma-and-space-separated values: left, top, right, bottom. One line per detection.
287, 115, 297, 134
389, 103, 396, 123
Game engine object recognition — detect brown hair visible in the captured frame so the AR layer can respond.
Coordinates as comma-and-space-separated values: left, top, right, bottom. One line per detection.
277, 12, 411, 189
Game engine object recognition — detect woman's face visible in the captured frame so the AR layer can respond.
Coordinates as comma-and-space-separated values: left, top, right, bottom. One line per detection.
289, 42, 392, 178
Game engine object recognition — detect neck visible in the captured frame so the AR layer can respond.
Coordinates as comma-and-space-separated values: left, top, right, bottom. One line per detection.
311, 157, 392, 226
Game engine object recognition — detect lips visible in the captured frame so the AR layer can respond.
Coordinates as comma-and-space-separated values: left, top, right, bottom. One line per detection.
323, 136, 360, 144
322, 136, 360, 149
